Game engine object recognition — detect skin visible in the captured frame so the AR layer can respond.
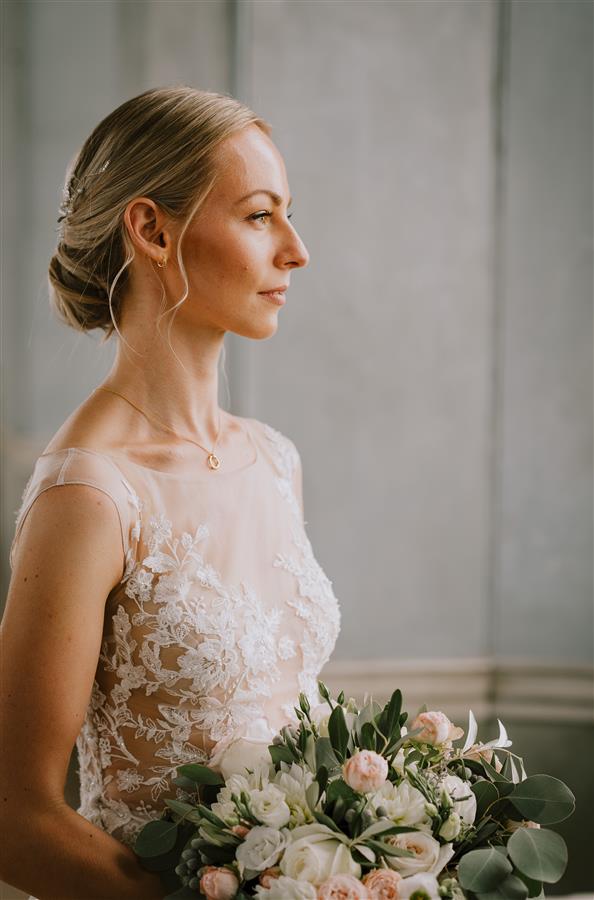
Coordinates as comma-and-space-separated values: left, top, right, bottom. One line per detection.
52, 122, 310, 465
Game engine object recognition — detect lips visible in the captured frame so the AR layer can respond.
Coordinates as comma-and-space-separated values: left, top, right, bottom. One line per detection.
259, 285, 289, 293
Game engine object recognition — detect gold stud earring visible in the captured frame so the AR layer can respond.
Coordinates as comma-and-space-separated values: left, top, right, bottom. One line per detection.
157, 256, 167, 268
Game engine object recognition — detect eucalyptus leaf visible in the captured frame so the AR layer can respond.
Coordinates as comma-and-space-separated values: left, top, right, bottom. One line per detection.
508, 827, 568, 883
516, 869, 544, 898
177, 763, 224, 786
134, 819, 179, 858
457, 846, 513, 892
269, 744, 295, 765
475, 873, 529, 900
509, 775, 575, 825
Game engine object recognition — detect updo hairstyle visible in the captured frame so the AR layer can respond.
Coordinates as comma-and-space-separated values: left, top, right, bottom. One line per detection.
48, 86, 271, 341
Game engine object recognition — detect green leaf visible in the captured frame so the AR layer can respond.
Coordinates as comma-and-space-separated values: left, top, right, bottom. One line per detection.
457, 847, 513, 892
365, 838, 416, 858
177, 763, 224, 786
134, 819, 179, 858
306, 780, 320, 812
475, 873, 529, 899
360, 721, 376, 751
472, 779, 500, 820
507, 827, 568, 883
163, 799, 202, 825
312, 810, 345, 834
269, 744, 295, 765
315, 736, 340, 772
171, 775, 200, 793
328, 705, 350, 761
316, 765, 329, 795
509, 775, 576, 825
515, 869, 544, 898
326, 778, 359, 805
353, 843, 376, 863
378, 689, 402, 740
356, 700, 383, 741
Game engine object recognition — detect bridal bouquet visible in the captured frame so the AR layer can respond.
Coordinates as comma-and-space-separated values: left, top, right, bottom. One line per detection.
134, 683, 575, 900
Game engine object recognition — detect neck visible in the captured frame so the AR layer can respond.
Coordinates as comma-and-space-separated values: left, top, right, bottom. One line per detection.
101, 310, 227, 444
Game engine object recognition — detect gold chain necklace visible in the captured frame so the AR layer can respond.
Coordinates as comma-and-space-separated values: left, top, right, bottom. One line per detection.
95, 387, 223, 470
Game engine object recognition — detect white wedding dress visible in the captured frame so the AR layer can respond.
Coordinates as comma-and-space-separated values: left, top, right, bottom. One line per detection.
9, 419, 340, 890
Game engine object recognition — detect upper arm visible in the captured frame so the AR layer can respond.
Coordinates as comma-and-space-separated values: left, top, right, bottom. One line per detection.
1, 484, 125, 810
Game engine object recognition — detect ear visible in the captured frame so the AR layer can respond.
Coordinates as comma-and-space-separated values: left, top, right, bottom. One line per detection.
123, 197, 174, 264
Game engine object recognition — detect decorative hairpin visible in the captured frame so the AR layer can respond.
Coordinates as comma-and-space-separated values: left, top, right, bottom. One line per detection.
58, 159, 111, 220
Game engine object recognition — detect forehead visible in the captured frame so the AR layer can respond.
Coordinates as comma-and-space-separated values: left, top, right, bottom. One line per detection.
211, 125, 289, 200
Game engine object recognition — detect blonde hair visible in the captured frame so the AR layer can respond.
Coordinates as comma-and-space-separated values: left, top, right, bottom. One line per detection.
48, 86, 272, 344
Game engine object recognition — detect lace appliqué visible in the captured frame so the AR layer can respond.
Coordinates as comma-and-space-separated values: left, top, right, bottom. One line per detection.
78, 498, 300, 842
263, 424, 341, 711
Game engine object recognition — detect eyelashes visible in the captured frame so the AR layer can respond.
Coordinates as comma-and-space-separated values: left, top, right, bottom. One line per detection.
249, 211, 294, 224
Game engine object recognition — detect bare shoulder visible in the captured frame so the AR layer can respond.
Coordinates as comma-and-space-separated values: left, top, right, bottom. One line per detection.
42, 389, 127, 455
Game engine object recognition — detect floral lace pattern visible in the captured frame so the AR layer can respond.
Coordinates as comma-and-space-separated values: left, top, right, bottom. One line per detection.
72, 424, 341, 848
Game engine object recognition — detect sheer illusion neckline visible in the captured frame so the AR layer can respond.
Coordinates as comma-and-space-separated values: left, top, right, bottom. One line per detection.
39, 419, 260, 482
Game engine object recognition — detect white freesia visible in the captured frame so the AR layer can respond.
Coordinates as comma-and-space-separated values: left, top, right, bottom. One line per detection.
441, 774, 477, 825
398, 872, 441, 899
250, 783, 291, 828
280, 823, 361, 885
438, 812, 461, 841
383, 831, 454, 877
273, 762, 315, 825
255, 875, 318, 899
235, 825, 288, 877
211, 768, 271, 822
209, 717, 277, 780
369, 779, 429, 828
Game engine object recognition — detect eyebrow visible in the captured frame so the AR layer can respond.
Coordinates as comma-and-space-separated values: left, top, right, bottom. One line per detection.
236, 189, 293, 208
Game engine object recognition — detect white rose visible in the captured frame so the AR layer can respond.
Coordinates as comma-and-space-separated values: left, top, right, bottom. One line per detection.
441, 774, 476, 825
398, 872, 441, 899
280, 824, 361, 885
209, 717, 276, 780
383, 831, 454, 877
211, 769, 268, 822
369, 780, 429, 827
255, 875, 318, 899
236, 825, 288, 877
250, 784, 291, 828
438, 812, 461, 841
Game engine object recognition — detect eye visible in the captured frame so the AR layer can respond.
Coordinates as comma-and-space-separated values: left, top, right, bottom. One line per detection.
249, 211, 294, 224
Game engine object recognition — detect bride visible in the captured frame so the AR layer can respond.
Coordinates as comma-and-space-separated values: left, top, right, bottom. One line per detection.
0, 86, 341, 899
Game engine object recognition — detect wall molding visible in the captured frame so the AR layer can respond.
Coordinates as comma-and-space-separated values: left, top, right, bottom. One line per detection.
321, 657, 593, 725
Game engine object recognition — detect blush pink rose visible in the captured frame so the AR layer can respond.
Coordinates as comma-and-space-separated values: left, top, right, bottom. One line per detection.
259, 866, 282, 888
199, 865, 239, 900
409, 711, 464, 747
362, 868, 403, 899
343, 750, 389, 794
317, 873, 369, 899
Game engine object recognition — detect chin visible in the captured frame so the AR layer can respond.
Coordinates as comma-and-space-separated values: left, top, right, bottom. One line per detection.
233, 315, 280, 341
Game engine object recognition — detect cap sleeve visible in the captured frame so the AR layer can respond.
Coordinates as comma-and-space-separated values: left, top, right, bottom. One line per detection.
9, 448, 142, 578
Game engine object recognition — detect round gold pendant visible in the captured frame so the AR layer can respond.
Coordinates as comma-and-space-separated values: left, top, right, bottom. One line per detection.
207, 453, 221, 470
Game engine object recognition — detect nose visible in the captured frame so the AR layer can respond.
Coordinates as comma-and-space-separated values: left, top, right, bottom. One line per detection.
279, 226, 310, 270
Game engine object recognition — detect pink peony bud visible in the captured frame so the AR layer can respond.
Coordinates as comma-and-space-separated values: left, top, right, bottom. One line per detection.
343, 750, 389, 794
199, 865, 239, 900
409, 711, 464, 747
317, 873, 369, 899
362, 867, 403, 898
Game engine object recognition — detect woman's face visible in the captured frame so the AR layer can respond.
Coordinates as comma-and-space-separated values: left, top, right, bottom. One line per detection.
168, 124, 309, 340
